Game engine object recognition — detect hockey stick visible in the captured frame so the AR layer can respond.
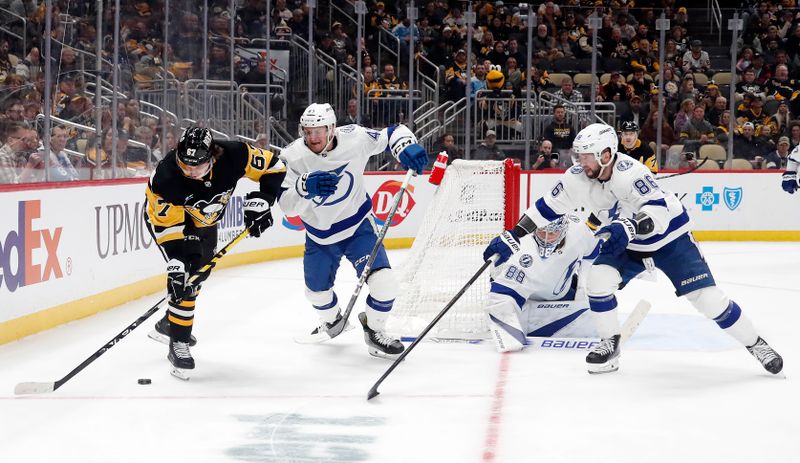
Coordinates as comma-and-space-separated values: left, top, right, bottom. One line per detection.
14, 229, 250, 395
367, 256, 496, 400
655, 157, 708, 180
325, 169, 416, 340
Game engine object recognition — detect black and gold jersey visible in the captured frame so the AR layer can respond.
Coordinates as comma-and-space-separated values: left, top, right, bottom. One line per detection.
145, 141, 286, 252
619, 139, 657, 173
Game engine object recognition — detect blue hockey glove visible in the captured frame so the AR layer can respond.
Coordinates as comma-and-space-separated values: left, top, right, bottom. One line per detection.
483, 230, 521, 266
301, 171, 340, 198
244, 191, 273, 238
782, 171, 797, 194
399, 143, 428, 174
596, 218, 637, 257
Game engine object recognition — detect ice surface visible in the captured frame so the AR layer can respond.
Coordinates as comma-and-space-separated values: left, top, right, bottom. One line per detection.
1, 242, 798, 462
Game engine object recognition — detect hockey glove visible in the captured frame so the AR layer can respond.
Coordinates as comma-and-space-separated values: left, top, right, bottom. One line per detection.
167, 259, 191, 303
483, 230, 521, 266
596, 218, 637, 257
244, 191, 273, 237
301, 171, 340, 198
398, 143, 428, 174
781, 171, 797, 194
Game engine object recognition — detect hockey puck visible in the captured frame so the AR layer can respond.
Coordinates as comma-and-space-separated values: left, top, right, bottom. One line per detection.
137, 378, 152, 385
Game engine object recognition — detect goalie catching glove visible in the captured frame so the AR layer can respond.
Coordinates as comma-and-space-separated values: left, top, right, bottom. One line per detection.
596, 218, 637, 257
243, 191, 274, 237
483, 230, 521, 266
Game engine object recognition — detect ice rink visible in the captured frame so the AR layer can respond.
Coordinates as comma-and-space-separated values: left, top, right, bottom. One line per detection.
1, 242, 798, 463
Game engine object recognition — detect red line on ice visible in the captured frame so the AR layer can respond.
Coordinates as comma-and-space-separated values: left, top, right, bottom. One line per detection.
482, 352, 511, 463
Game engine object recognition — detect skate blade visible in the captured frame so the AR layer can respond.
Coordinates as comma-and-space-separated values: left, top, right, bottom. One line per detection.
170, 367, 192, 381
367, 347, 402, 360
294, 322, 354, 344
587, 358, 619, 375
148, 330, 169, 345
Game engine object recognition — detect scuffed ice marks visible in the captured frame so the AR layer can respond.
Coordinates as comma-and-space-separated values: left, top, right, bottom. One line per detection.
227, 414, 386, 462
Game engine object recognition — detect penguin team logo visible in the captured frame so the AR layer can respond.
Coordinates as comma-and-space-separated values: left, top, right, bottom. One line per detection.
372, 180, 416, 227
282, 215, 305, 231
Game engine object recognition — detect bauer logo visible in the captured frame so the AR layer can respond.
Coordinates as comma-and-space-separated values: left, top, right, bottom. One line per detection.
372, 180, 416, 227
1, 200, 64, 292
282, 215, 305, 231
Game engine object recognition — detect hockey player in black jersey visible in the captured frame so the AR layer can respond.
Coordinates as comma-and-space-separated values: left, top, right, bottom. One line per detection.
618, 121, 657, 173
144, 127, 286, 379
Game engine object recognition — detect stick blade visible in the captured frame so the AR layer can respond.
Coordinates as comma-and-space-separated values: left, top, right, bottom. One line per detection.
367, 386, 380, 401
15, 381, 56, 395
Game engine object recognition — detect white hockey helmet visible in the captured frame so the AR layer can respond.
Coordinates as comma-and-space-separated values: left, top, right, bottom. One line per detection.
571, 123, 618, 167
299, 103, 337, 154
534, 215, 569, 259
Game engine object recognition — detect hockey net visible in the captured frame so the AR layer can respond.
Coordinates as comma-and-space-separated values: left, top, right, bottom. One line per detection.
386, 159, 521, 340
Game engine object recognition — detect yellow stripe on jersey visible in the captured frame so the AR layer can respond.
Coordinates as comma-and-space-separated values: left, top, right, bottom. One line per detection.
145, 184, 185, 230
244, 144, 286, 183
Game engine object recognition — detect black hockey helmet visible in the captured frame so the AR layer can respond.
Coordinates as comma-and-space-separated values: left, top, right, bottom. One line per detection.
176, 127, 213, 166
620, 120, 639, 133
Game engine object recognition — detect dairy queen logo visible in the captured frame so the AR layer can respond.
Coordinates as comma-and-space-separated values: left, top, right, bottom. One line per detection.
372, 180, 416, 227
723, 187, 742, 211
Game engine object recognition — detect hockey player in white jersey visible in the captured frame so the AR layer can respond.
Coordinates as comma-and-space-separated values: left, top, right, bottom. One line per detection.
484, 123, 783, 374
278, 103, 428, 359
483, 214, 601, 352
780, 145, 800, 193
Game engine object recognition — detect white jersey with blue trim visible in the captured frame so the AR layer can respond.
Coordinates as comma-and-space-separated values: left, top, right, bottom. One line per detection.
492, 215, 600, 302
787, 145, 800, 171
524, 152, 692, 252
278, 124, 409, 245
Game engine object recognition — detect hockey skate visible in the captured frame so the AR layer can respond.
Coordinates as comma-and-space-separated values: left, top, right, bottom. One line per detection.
148, 316, 197, 346
168, 340, 195, 380
746, 337, 784, 375
358, 312, 405, 359
586, 334, 621, 374
294, 311, 354, 344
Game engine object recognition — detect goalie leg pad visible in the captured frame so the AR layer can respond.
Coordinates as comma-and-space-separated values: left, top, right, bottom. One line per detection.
487, 292, 526, 352
365, 268, 396, 331
686, 287, 758, 346
305, 288, 340, 324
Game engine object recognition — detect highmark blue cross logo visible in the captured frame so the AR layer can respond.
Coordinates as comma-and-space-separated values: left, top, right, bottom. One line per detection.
696, 186, 720, 211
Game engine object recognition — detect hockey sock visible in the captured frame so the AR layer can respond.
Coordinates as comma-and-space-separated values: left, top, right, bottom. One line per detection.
167, 295, 195, 342
365, 295, 393, 331
713, 300, 759, 347
589, 294, 621, 339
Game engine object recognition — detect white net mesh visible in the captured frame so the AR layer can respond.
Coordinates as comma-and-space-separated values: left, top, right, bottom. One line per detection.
387, 160, 509, 340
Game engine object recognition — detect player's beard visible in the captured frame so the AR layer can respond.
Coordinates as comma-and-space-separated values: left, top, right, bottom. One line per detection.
583, 164, 601, 179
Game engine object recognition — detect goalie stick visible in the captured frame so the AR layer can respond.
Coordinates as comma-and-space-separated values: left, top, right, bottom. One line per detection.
367, 295, 650, 400
318, 169, 416, 341
367, 256, 497, 400
14, 229, 250, 395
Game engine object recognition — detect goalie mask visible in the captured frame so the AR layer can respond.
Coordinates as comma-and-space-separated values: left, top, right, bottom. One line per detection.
533, 216, 568, 258
299, 103, 337, 155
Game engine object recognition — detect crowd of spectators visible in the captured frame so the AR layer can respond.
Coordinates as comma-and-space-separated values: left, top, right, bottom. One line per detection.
3, 1, 800, 182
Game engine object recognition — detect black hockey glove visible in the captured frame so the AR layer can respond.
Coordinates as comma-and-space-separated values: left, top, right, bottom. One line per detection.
167, 259, 190, 302
166, 235, 204, 302
244, 191, 274, 237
